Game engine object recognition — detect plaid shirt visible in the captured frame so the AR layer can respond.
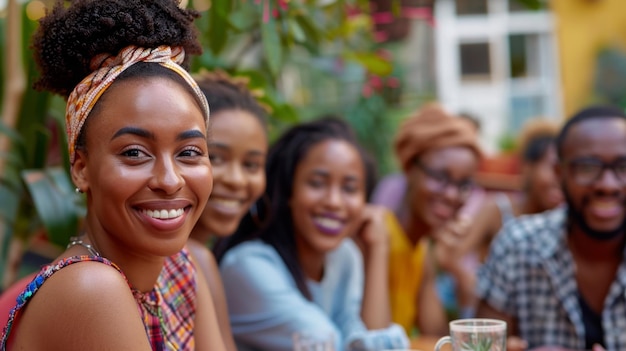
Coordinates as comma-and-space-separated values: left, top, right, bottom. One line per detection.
153, 247, 197, 350
477, 207, 626, 351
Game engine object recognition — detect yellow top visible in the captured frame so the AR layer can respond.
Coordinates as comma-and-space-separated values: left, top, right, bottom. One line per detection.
387, 213, 428, 336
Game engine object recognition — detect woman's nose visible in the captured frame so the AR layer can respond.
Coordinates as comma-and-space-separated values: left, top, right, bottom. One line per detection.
220, 162, 246, 189
149, 157, 184, 195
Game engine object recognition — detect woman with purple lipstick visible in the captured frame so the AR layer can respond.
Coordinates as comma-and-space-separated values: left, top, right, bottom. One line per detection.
186, 71, 269, 351
216, 118, 409, 351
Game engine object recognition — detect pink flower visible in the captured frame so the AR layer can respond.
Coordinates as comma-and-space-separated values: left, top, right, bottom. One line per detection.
402, 7, 431, 19
376, 49, 392, 61
386, 77, 399, 88
370, 76, 382, 90
346, 5, 361, 18
362, 85, 373, 98
403, 6, 435, 26
372, 11, 394, 25
373, 31, 388, 43
263, 0, 269, 22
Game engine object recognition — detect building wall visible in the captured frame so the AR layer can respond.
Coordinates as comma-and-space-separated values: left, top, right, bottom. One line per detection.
433, 0, 561, 154
552, 0, 626, 117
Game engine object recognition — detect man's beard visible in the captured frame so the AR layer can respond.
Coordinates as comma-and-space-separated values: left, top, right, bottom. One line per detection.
563, 186, 626, 241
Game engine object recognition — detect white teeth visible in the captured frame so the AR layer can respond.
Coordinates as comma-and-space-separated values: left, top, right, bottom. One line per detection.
314, 217, 342, 229
143, 208, 184, 219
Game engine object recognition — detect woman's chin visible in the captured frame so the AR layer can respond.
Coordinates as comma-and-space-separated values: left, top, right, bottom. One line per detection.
208, 224, 238, 239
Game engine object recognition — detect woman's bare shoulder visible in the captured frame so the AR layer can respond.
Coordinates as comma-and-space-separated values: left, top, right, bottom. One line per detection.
11, 260, 151, 350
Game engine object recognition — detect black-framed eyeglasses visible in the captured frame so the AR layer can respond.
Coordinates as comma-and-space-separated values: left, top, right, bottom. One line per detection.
414, 161, 475, 198
564, 157, 626, 185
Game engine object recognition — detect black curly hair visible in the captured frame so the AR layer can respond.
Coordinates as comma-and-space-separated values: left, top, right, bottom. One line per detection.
32, 0, 201, 98
194, 71, 268, 130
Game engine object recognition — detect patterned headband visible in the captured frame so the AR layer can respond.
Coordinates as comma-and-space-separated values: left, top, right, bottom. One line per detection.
65, 45, 210, 164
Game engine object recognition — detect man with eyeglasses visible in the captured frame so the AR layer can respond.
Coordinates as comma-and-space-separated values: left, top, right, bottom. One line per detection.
476, 105, 626, 351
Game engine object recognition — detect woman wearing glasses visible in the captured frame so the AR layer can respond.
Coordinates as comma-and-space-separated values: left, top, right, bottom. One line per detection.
371, 103, 482, 336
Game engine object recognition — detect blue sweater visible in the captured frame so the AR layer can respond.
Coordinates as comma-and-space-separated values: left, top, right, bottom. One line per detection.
220, 239, 409, 351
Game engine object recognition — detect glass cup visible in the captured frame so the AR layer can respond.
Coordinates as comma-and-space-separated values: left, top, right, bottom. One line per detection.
434, 318, 506, 351
292, 331, 335, 351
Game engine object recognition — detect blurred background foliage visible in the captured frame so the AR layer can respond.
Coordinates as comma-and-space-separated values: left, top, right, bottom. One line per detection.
188, 0, 397, 143
0, 0, 546, 288
0, 0, 406, 289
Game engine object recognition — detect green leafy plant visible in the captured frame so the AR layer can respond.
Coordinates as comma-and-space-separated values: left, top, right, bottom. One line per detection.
0, 101, 85, 285
0, 0, 401, 286
191, 0, 397, 139
461, 336, 493, 351
514, 0, 548, 10
0, 2, 84, 286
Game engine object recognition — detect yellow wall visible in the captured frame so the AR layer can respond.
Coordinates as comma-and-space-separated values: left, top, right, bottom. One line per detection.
552, 0, 626, 118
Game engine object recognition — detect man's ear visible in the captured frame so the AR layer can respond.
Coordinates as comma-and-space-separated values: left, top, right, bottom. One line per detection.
71, 150, 89, 193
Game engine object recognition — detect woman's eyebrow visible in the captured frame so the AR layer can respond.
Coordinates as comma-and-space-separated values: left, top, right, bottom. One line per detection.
177, 129, 206, 141
111, 126, 154, 141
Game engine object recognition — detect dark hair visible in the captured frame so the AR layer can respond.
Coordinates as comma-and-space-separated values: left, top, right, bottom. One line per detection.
214, 117, 367, 300
361, 149, 379, 201
32, 0, 201, 98
32, 0, 203, 154
556, 105, 626, 159
522, 135, 554, 163
195, 71, 268, 130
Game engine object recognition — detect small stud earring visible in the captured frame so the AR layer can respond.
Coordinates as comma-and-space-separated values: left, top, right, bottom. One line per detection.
75, 187, 82, 194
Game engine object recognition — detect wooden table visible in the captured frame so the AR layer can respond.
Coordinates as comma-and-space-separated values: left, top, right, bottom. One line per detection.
410, 335, 451, 351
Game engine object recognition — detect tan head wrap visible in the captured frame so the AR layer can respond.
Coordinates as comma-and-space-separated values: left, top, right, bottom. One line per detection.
394, 103, 482, 173
66, 45, 210, 164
